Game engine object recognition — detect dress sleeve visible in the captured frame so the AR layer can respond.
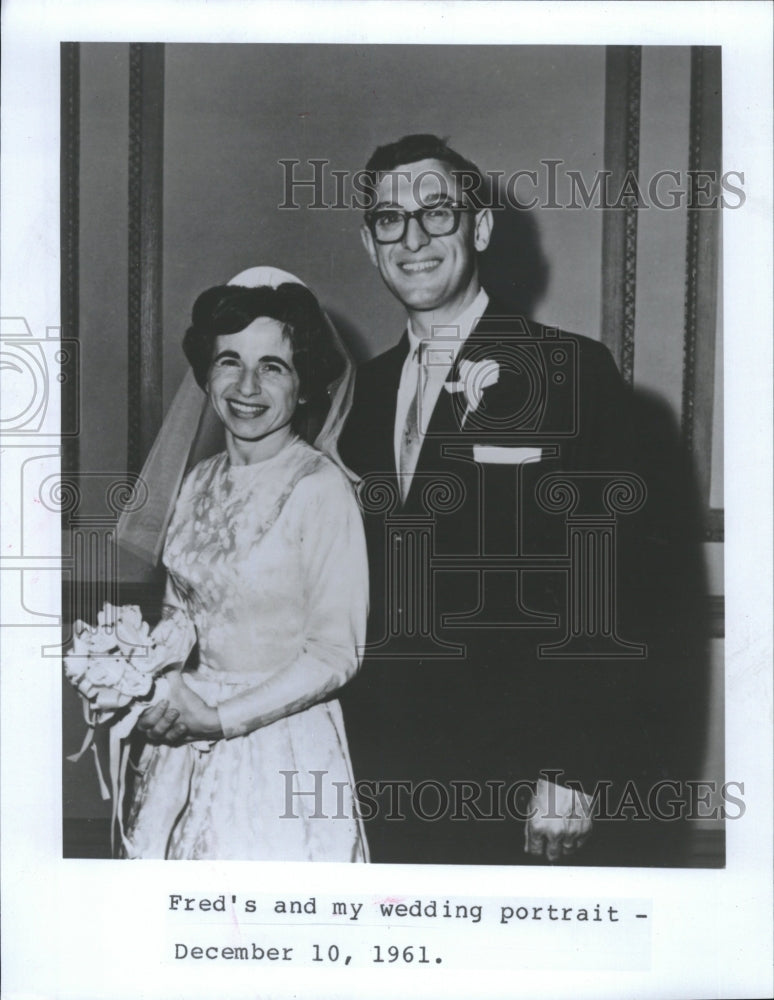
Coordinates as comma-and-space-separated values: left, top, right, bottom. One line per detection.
216, 465, 369, 739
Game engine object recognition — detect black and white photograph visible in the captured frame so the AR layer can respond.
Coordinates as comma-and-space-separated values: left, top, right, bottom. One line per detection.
60, 40, 726, 870
1, 2, 772, 998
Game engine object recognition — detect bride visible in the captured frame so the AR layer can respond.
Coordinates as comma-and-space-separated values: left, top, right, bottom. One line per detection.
122, 267, 368, 861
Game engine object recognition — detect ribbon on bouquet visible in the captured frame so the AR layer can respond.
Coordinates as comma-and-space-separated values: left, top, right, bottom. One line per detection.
67, 677, 174, 856
66, 700, 111, 800
66, 695, 142, 854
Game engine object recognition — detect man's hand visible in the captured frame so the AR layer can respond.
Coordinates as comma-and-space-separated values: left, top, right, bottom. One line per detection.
136, 673, 222, 744
524, 778, 593, 862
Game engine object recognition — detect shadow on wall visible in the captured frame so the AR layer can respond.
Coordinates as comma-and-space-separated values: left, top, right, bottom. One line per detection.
626, 386, 712, 778
479, 201, 549, 319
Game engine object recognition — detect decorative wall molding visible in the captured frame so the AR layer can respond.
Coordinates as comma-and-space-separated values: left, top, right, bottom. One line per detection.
707, 595, 725, 640
127, 43, 165, 474
60, 42, 80, 476
601, 45, 642, 385
681, 46, 723, 542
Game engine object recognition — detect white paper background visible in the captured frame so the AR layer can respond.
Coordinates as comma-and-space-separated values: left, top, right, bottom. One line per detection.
1, 2, 771, 998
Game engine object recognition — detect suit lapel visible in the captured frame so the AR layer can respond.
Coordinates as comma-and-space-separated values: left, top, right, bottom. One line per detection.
404, 301, 543, 503
411, 299, 507, 473
374, 333, 410, 477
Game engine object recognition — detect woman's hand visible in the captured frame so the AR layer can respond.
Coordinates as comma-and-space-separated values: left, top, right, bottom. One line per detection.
136, 673, 222, 744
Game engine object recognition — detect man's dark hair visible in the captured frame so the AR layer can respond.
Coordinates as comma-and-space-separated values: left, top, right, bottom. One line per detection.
363, 133, 486, 209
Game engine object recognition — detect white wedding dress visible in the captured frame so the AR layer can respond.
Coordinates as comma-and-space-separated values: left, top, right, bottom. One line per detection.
123, 436, 369, 861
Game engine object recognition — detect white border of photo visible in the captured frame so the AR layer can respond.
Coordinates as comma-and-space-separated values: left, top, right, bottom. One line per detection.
1, 2, 771, 998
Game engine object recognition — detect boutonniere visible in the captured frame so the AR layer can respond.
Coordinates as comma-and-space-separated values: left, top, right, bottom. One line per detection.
444, 358, 500, 425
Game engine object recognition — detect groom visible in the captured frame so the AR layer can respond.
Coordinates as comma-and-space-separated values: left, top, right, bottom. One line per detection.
337, 134, 698, 866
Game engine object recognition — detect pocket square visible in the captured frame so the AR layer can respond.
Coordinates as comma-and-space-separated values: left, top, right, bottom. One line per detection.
472, 445, 542, 465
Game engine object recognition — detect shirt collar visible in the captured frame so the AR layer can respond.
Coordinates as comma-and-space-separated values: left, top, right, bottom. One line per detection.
406, 287, 490, 358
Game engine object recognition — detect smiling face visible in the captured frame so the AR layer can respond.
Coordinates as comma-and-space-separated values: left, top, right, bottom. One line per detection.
361, 157, 492, 329
206, 317, 302, 464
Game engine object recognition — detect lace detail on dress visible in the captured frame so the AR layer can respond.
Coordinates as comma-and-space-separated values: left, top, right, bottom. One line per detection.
163, 440, 325, 622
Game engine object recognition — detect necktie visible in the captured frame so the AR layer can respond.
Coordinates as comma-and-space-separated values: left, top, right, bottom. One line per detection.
398, 346, 423, 502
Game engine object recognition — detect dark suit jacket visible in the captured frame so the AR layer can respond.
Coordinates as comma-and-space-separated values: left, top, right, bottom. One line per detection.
338, 300, 708, 865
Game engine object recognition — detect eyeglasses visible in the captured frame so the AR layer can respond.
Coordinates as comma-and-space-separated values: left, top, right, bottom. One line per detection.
364, 204, 470, 244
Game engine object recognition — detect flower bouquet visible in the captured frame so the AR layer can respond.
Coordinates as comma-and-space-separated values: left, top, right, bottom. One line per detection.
64, 602, 192, 851
65, 603, 190, 719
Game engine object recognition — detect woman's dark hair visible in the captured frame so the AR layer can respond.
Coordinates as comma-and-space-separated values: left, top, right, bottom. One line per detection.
183, 282, 345, 430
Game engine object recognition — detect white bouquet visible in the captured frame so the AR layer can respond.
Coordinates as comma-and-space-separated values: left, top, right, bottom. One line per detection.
64, 602, 193, 852
64, 602, 190, 722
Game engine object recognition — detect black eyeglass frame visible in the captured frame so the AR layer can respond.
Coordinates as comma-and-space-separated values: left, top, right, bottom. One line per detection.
364, 203, 472, 244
